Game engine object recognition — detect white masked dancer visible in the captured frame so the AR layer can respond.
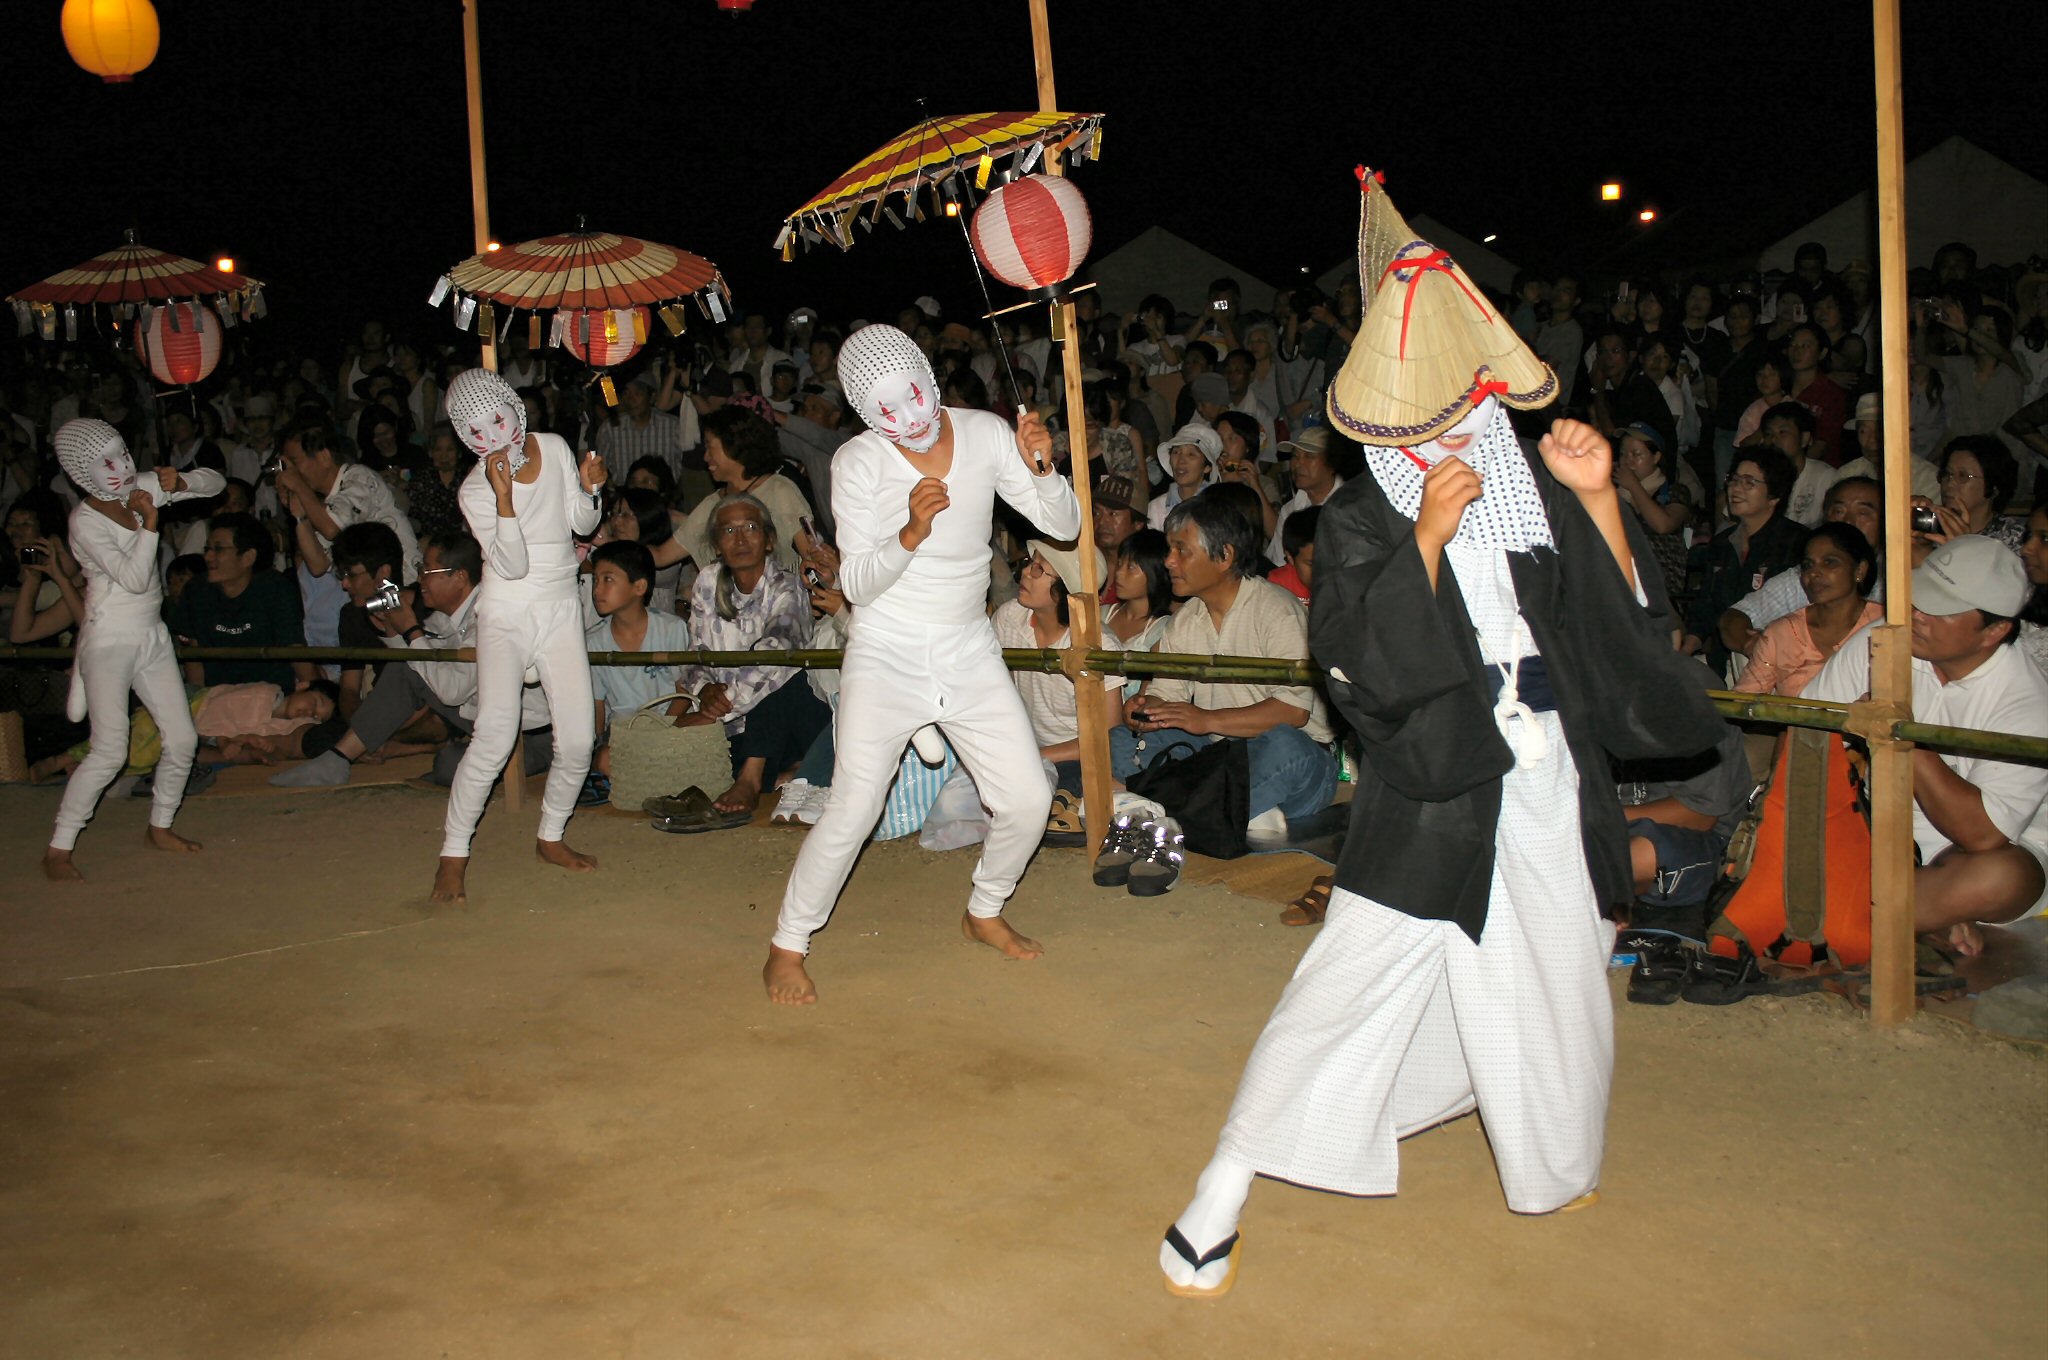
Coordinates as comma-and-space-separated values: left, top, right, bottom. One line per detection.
44, 419, 224, 880
764, 324, 1081, 1004
432, 368, 607, 902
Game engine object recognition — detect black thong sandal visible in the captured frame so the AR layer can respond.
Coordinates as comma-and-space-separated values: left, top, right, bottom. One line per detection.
645, 786, 753, 834
1162, 1225, 1242, 1299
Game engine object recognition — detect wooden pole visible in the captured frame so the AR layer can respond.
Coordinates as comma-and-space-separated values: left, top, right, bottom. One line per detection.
1028, 0, 1113, 862
461, 0, 521, 808
1868, 0, 1914, 1025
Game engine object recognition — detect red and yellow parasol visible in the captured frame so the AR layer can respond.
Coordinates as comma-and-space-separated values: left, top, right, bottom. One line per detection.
776, 110, 1103, 256
8, 229, 266, 342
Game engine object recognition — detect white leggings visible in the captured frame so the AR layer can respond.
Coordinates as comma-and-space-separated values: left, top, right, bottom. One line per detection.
51, 625, 195, 851
772, 618, 1054, 955
440, 596, 595, 857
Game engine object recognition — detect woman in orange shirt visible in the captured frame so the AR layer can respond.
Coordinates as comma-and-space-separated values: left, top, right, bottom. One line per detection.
1735, 522, 1884, 697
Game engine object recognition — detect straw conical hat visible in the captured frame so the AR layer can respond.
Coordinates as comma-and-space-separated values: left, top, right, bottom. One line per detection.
1326, 169, 1556, 447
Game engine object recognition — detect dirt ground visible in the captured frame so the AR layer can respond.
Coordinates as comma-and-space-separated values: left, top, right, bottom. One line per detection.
3, 780, 2044, 1360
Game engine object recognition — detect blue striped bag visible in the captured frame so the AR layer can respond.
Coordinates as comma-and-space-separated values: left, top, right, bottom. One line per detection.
871, 740, 959, 842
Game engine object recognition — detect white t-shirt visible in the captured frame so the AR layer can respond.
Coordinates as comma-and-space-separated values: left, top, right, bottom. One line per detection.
322, 463, 421, 583
992, 598, 1119, 747
1785, 457, 1835, 529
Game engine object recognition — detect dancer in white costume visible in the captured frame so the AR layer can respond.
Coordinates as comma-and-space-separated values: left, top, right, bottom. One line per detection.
763, 324, 1080, 1005
431, 369, 607, 903
1159, 173, 1723, 1296
44, 419, 225, 881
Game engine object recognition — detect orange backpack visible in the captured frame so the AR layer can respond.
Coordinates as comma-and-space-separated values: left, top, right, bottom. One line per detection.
1708, 728, 1873, 968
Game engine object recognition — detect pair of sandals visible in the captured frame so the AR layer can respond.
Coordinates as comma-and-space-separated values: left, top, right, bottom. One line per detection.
645, 785, 753, 834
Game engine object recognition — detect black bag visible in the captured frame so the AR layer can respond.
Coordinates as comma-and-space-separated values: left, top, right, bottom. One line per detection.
1126, 737, 1251, 860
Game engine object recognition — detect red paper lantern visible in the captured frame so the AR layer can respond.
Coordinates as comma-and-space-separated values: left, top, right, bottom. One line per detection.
562, 307, 646, 368
714, 0, 756, 10
970, 174, 1093, 292
136, 303, 221, 386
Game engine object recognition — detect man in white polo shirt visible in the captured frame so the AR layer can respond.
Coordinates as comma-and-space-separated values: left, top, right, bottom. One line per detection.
1807, 536, 2048, 952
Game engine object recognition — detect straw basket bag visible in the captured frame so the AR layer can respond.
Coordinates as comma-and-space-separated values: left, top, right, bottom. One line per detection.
607, 692, 732, 812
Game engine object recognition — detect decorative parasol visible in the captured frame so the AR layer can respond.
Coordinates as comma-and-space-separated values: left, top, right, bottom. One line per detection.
429, 226, 732, 403
7, 228, 266, 343
776, 110, 1103, 257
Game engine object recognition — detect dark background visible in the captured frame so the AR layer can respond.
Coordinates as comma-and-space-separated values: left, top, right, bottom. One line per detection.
4, 0, 2042, 356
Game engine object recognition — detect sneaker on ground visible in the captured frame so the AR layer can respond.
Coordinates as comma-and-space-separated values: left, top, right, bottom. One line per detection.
796, 783, 832, 825
771, 779, 815, 825
1127, 820, 1186, 897
1092, 813, 1149, 887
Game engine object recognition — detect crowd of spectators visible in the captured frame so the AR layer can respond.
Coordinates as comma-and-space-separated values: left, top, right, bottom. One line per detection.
1, 233, 2043, 942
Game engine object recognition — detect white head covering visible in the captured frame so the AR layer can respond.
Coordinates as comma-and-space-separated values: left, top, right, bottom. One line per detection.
838, 324, 943, 452
1156, 422, 1223, 481
53, 418, 139, 500
445, 368, 530, 472
1360, 398, 1553, 555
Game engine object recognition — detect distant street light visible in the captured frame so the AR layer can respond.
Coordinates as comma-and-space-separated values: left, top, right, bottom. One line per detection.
1601, 182, 1622, 202
1637, 208, 1658, 224
214, 256, 235, 273
1482, 234, 1498, 243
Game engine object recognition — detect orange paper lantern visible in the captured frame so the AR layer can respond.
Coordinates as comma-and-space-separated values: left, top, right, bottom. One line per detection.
136, 303, 222, 387
61, 0, 160, 84
562, 307, 647, 369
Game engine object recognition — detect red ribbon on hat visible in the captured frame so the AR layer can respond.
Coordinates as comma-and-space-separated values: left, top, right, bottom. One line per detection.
1379, 248, 1491, 359
1396, 375, 1509, 471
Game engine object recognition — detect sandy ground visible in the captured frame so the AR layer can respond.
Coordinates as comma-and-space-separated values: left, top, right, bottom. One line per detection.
3, 781, 2045, 1360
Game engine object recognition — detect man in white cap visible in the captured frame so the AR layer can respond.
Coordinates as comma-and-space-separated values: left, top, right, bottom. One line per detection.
1830, 391, 1939, 502
432, 368, 609, 903
1156, 171, 1723, 1296
763, 323, 1079, 1006
1806, 536, 2048, 951
42, 419, 224, 881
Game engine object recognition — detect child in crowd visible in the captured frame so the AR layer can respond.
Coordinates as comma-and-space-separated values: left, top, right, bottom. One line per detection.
1269, 505, 1319, 602
33, 680, 339, 782
584, 539, 692, 792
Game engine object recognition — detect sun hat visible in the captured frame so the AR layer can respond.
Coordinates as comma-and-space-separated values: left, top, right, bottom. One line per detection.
1852, 392, 1881, 427
1911, 535, 2028, 617
1276, 426, 1331, 458
1157, 422, 1223, 481
1325, 169, 1556, 447
1026, 538, 1108, 596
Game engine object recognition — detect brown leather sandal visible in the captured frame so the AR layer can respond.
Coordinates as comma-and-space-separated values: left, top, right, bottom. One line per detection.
1279, 873, 1333, 926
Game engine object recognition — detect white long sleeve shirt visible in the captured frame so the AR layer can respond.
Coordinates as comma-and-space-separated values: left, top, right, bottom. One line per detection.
831, 407, 1080, 630
69, 469, 225, 628
457, 433, 602, 602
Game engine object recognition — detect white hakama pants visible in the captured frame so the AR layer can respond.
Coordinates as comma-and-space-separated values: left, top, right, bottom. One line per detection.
1214, 710, 1615, 1214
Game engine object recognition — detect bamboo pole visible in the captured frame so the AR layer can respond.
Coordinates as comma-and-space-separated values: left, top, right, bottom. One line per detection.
461, 0, 520, 809
1867, 0, 1915, 1026
1028, 0, 1114, 863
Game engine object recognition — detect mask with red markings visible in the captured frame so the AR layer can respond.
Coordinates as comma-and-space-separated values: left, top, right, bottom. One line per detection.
444, 368, 530, 473
53, 418, 138, 500
838, 323, 943, 452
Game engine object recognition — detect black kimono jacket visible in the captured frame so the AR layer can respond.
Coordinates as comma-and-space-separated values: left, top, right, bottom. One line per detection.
1310, 450, 1726, 941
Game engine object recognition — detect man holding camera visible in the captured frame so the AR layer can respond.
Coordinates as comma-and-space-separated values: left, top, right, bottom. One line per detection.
274, 419, 419, 673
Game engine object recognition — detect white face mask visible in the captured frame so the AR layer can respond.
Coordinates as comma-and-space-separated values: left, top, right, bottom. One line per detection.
838, 324, 944, 452
1409, 395, 1499, 469
444, 369, 530, 472
53, 418, 139, 500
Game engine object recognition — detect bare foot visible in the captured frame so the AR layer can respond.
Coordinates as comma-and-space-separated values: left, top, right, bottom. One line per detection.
1948, 921, 1985, 958
764, 945, 818, 1005
431, 855, 469, 903
42, 848, 83, 882
536, 839, 598, 872
961, 911, 1044, 960
145, 826, 202, 853
713, 777, 761, 816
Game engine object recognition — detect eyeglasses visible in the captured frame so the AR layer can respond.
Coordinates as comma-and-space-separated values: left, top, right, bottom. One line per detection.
418, 566, 459, 578
1937, 469, 1980, 484
1725, 474, 1766, 489
716, 522, 765, 538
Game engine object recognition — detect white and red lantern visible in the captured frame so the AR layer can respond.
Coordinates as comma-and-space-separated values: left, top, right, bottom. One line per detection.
969, 173, 1093, 293
136, 302, 222, 386
562, 306, 647, 368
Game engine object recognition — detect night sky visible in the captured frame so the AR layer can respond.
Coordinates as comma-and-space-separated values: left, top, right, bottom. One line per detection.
4, 0, 2042, 356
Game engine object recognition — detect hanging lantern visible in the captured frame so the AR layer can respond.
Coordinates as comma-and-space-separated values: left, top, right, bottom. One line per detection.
136, 302, 222, 386
61, 0, 160, 84
969, 173, 1093, 294
561, 306, 648, 369
714, 0, 757, 10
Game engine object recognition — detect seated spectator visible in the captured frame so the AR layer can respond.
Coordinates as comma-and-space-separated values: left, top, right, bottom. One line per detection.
1584, 327, 1677, 454
2019, 505, 2047, 677
1686, 448, 1804, 671
664, 407, 812, 578
163, 554, 206, 612
274, 419, 420, 664
1611, 421, 1697, 601
271, 531, 554, 787
1264, 426, 1357, 565
1733, 523, 1884, 697
623, 454, 679, 506
677, 496, 828, 819
1833, 392, 1938, 503
1617, 699, 1756, 912
1220, 346, 1276, 454
1911, 434, 2028, 565
328, 521, 412, 720
993, 539, 1120, 800
1807, 537, 2047, 954
4, 490, 81, 641
33, 679, 338, 783
1112, 494, 1337, 833
595, 371, 682, 484
1753, 401, 1835, 527
1639, 334, 1701, 462
1104, 528, 1173, 662
1719, 475, 1889, 657
1213, 409, 1281, 539
585, 539, 692, 789
1734, 353, 1796, 448
1148, 423, 1221, 529
170, 512, 310, 691
1269, 505, 1319, 602
407, 423, 472, 542
1783, 324, 1849, 463
607, 485, 685, 614
1090, 475, 1143, 601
